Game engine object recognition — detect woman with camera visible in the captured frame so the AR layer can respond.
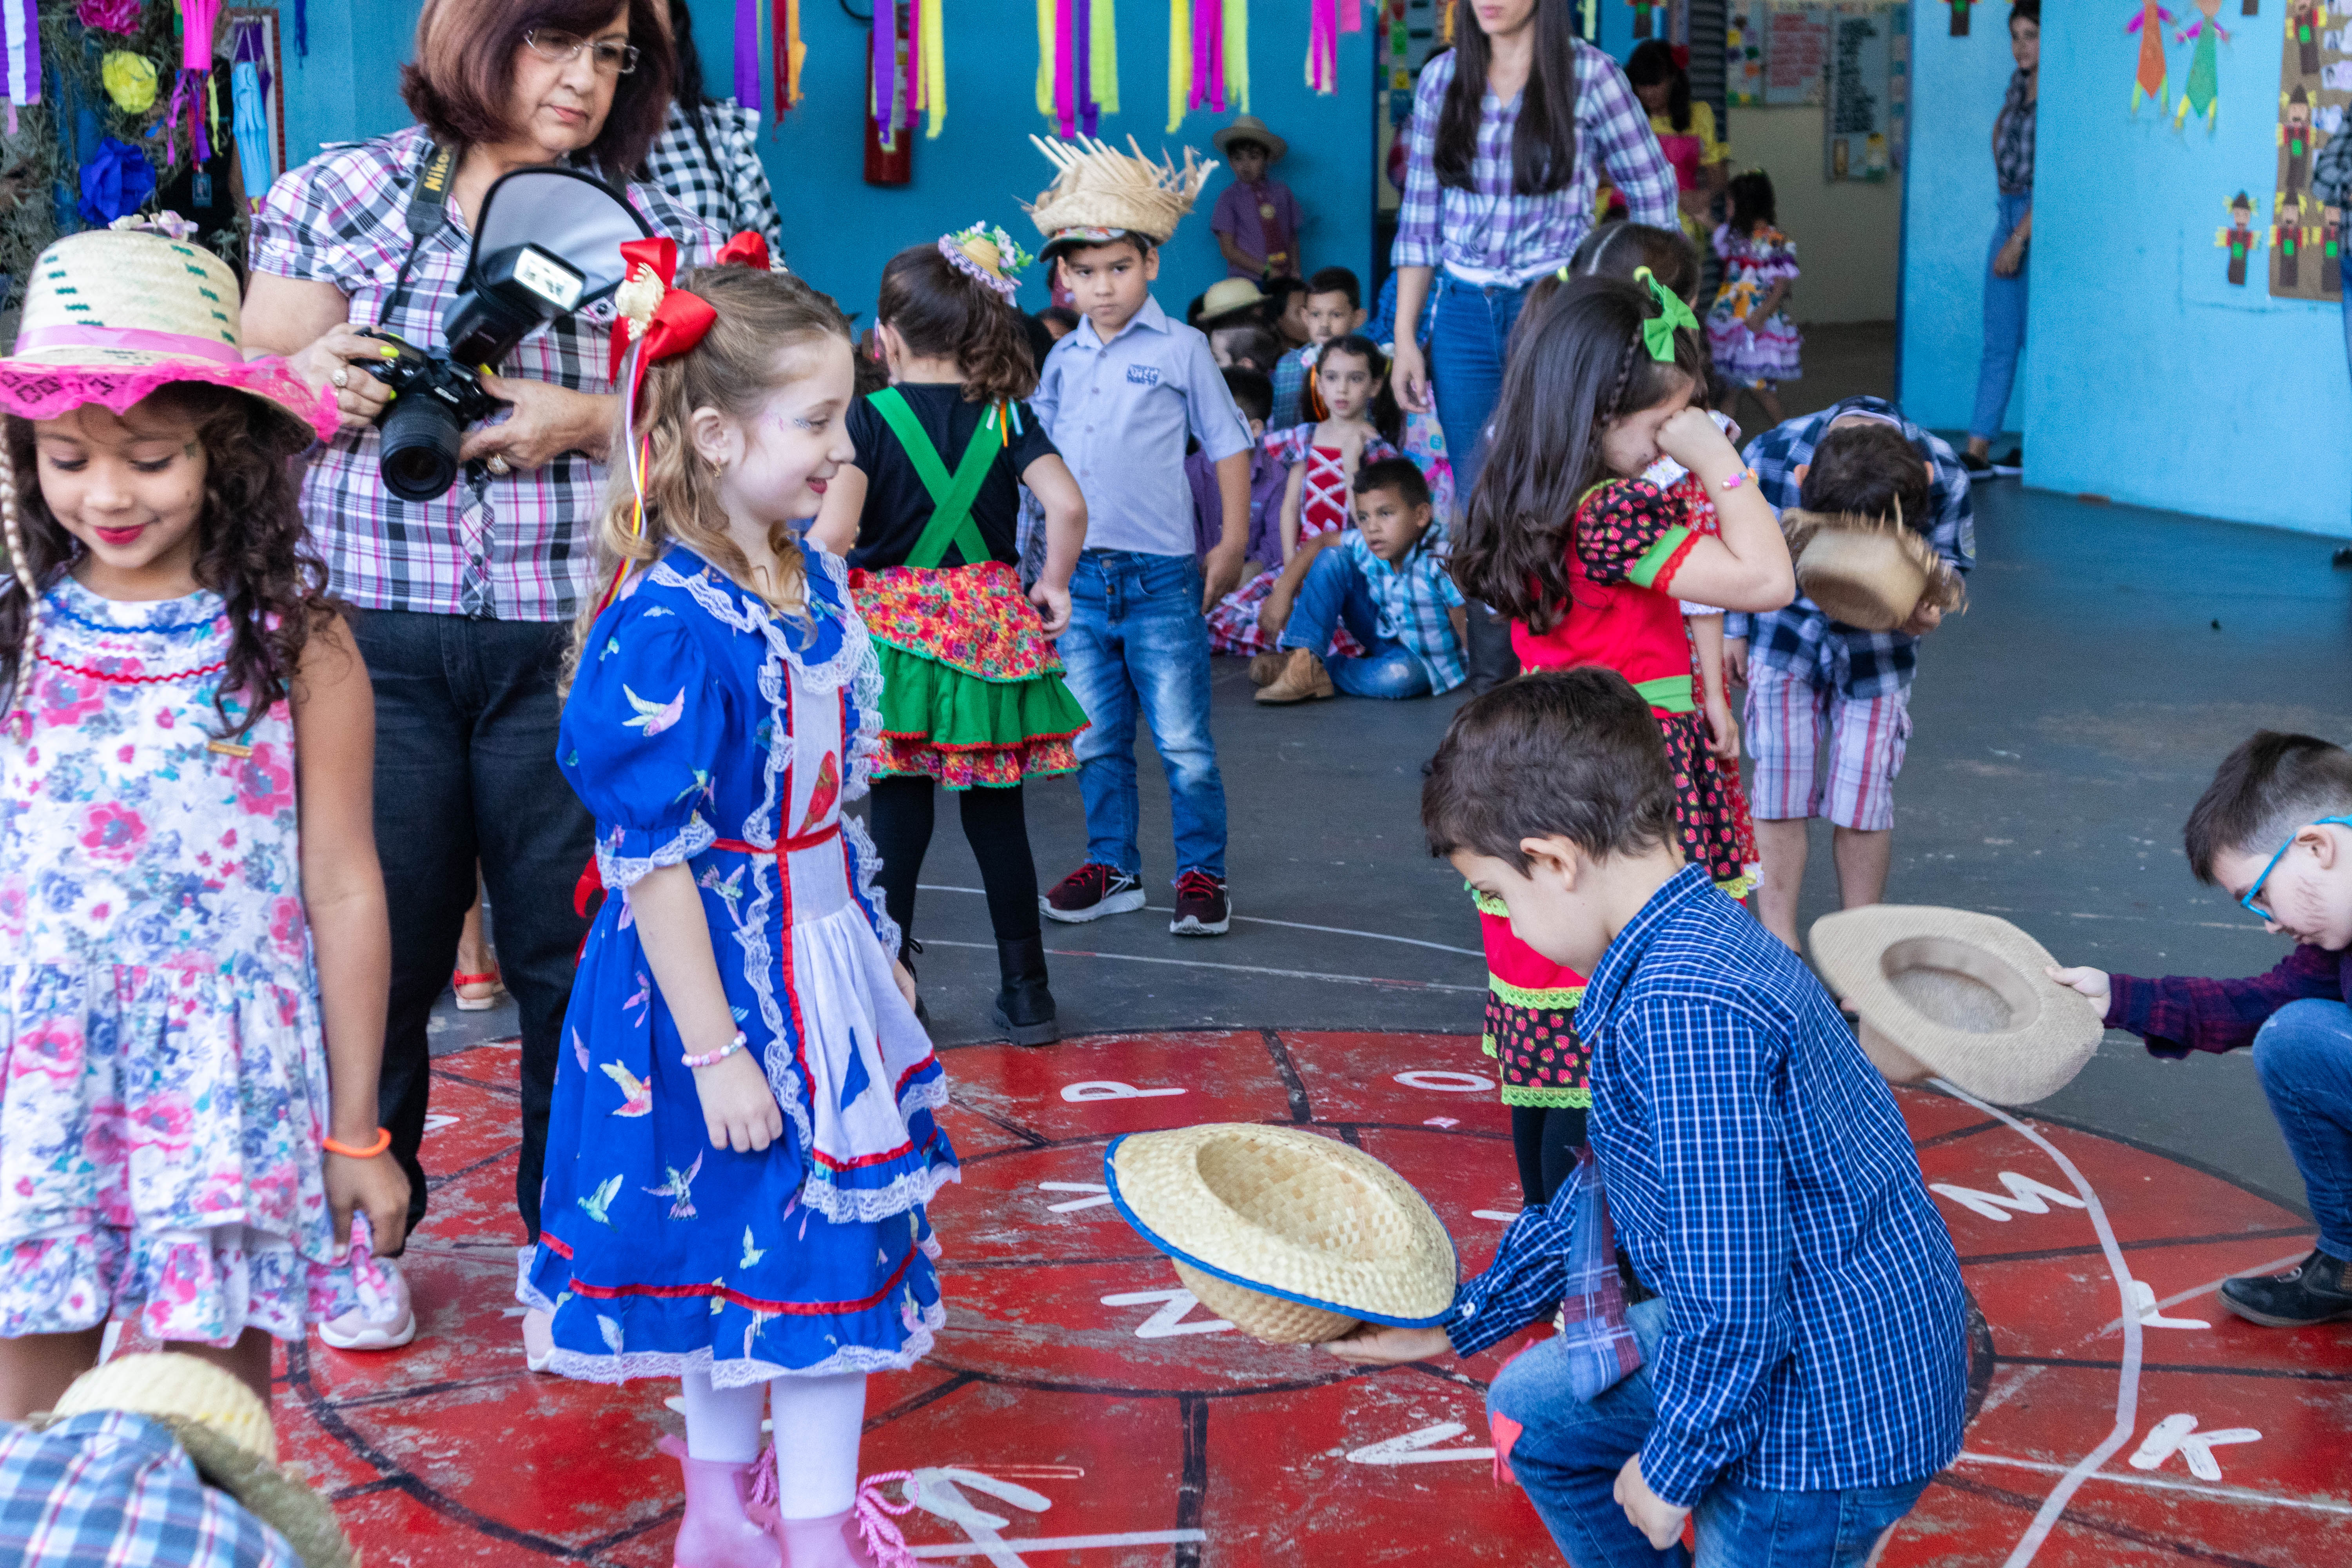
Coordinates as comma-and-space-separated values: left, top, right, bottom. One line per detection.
244, 0, 712, 1360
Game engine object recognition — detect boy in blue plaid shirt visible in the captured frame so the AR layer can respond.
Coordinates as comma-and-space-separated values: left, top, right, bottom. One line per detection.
1334, 670, 1965, 1566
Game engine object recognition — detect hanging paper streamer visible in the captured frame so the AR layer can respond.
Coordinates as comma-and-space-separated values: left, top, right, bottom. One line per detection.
1225, 0, 1249, 114
735, 0, 762, 113
231, 20, 275, 204
872, 0, 897, 145
774, 0, 806, 116
917, 0, 945, 136
1093, 0, 1121, 116
171, 0, 225, 163
1041, 0, 1110, 138
1307, 0, 1338, 93
2, 0, 41, 134
295, 0, 307, 58
1167, 0, 1188, 130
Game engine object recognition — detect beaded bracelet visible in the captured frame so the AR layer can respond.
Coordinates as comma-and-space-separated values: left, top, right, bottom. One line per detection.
323, 1127, 393, 1159
1719, 466, 1752, 492
682, 1031, 749, 1070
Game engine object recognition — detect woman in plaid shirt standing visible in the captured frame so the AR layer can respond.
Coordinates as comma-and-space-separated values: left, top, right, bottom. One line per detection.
242, 0, 712, 1361
1386, 0, 1679, 695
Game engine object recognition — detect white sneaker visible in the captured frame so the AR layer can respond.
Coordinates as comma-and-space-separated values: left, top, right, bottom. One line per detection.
521, 1305, 555, 1372
318, 1258, 416, 1351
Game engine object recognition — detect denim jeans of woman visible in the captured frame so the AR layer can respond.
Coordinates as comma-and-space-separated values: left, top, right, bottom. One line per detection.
1970, 191, 2032, 445
1429, 271, 1529, 691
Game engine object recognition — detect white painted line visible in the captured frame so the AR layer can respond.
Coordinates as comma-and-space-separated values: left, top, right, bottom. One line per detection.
1932, 1080, 2143, 1568
2091, 1249, 2312, 1340
922, 938, 1485, 994
1950, 1452, 2352, 1517
907, 1531, 1208, 1559
916, 883, 1485, 957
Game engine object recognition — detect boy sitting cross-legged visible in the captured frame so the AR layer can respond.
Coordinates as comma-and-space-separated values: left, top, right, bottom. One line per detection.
1332, 669, 1966, 1566
1253, 459, 1466, 703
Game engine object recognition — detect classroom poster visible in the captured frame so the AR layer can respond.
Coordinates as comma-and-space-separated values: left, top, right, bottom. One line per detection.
1766, 3, 1833, 104
2269, 1, 2348, 299
1728, 0, 1769, 104
1825, 3, 1910, 181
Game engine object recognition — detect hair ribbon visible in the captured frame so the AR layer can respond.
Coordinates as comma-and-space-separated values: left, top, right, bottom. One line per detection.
1632, 265, 1698, 363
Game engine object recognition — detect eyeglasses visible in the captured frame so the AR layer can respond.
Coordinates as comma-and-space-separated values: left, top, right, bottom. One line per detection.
2238, 815, 2352, 919
523, 28, 639, 76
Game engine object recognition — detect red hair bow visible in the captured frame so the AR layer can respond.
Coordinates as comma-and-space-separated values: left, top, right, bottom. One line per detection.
715, 230, 772, 270
1670, 44, 1691, 69
609, 236, 717, 391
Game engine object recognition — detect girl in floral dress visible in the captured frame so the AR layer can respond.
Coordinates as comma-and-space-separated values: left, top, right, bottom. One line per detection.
0, 225, 407, 1420
526, 249, 954, 1568
1708, 170, 1803, 426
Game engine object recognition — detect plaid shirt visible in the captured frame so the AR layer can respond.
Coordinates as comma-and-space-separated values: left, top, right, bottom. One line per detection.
1993, 69, 2036, 195
1341, 520, 1466, 691
250, 126, 716, 622
1392, 45, 1678, 280
0, 1412, 302, 1566
1448, 1149, 1642, 1400
2108, 942, 2352, 1058
1575, 866, 1968, 1505
1727, 396, 1975, 699
643, 98, 786, 261
1270, 343, 1311, 431
2314, 123, 2352, 209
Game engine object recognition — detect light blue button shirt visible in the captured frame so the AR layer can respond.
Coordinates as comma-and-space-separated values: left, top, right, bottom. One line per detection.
1032, 297, 1254, 557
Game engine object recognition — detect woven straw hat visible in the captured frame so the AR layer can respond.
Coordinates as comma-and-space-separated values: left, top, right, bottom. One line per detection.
1105, 1125, 1458, 1343
1212, 114, 1288, 163
0, 224, 336, 448
1027, 135, 1214, 252
1781, 507, 1967, 633
1810, 906, 2105, 1105
1199, 277, 1267, 323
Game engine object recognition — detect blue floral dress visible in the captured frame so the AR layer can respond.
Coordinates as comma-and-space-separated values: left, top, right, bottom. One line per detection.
522, 544, 957, 1387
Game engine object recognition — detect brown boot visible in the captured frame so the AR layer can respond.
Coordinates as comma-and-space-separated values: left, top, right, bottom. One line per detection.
1255, 647, 1334, 704
1246, 651, 1286, 686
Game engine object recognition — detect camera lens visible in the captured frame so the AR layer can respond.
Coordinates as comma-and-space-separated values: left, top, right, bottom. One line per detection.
378, 390, 464, 502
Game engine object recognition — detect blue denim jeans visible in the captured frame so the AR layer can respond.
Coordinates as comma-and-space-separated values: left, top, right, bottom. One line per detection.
1276, 547, 1436, 700
2252, 998, 2352, 1260
1429, 270, 1531, 510
1060, 550, 1227, 880
1969, 192, 2032, 444
1491, 1299, 1929, 1567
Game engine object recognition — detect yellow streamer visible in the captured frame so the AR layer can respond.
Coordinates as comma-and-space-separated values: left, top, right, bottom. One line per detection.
1167, 0, 1191, 131
1223, 0, 1248, 116
922, 0, 945, 136
1038, 0, 1056, 116
787, 0, 807, 106
207, 73, 220, 148
1093, 0, 1121, 114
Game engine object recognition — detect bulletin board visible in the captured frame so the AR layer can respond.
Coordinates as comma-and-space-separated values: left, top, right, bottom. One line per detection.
1824, 2, 1908, 181
2269, 0, 2348, 300
1765, 4, 1832, 105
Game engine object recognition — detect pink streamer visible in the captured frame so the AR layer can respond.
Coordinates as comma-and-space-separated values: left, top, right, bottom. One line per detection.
1054, 0, 1074, 136
907, 0, 923, 112
1340, 0, 1361, 31
1205, 0, 1225, 111
1310, 0, 1336, 91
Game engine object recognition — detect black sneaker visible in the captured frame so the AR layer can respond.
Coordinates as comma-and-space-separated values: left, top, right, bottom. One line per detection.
1991, 446, 2024, 476
1959, 451, 1994, 477
2217, 1249, 2352, 1327
1169, 869, 1231, 936
1041, 863, 1146, 924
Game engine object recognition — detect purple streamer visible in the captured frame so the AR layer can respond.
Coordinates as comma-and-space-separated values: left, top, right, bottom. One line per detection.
872, 1, 896, 141
1074, 0, 1094, 136
294, 0, 307, 58
734, 0, 761, 112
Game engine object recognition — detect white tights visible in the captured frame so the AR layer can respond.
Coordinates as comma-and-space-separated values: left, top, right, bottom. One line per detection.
679, 1369, 868, 1519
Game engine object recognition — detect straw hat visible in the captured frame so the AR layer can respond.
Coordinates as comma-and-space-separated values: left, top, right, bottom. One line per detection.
0, 221, 336, 449
1212, 114, 1288, 163
1027, 135, 1214, 253
1105, 1125, 1457, 1343
1198, 277, 1267, 324
1809, 906, 2105, 1105
1780, 507, 1967, 633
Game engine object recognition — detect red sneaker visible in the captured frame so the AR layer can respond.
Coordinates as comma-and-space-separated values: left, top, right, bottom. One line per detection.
1042, 863, 1146, 924
1169, 869, 1231, 936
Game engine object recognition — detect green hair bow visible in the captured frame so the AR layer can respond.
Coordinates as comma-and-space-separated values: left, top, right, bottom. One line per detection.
1633, 265, 1698, 362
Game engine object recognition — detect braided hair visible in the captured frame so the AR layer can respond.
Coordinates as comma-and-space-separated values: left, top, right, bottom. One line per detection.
1452, 277, 1706, 632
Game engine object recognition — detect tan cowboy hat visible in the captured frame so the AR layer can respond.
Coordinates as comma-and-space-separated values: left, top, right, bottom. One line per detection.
1809, 906, 2105, 1105
40, 1353, 362, 1568
1212, 114, 1288, 163
1105, 1125, 1457, 1343
1780, 507, 1967, 633
1198, 277, 1268, 323
1027, 135, 1214, 252
0, 220, 336, 449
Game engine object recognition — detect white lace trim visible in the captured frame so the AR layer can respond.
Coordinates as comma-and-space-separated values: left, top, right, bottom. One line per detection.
841, 813, 902, 960
595, 815, 717, 891
528, 1299, 947, 1388
797, 1144, 961, 1227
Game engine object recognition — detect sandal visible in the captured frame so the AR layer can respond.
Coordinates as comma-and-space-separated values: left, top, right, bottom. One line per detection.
452, 967, 506, 1012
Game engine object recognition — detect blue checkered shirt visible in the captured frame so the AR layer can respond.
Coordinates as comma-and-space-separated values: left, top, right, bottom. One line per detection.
0, 1412, 303, 1566
1576, 866, 1968, 1506
1726, 396, 1975, 699
1447, 1149, 1642, 1400
1392, 45, 1678, 280
1337, 521, 1467, 692
1270, 344, 1312, 431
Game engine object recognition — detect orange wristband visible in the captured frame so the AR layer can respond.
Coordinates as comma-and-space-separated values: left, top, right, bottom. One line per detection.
323, 1127, 393, 1159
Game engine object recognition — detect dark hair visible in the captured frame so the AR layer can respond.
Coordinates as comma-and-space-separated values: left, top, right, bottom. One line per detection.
1225, 136, 1273, 159
1265, 275, 1308, 312
1570, 220, 1701, 302
1455, 278, 1703, 631
403, 0, 677, 177
1305, 333, 1404, 446
1433, 0, 1583, 195
0, 389, 334, 740
1050, 232, 1153, 272
1222, 367, 1274, 424
1422, 668, 1678, 869
1728, 169, 1778, 235
1800, 424, 1930, 526
1305, 266, 1362, 311
1040, 305, 1082, 334
876, 243, 1036, 407
1354, 456, 1431, 512
1625, 40, 1692, 132
1212, 323, 1283, 374
2010, 0, 2040, 28
2183, 733, 2352, 884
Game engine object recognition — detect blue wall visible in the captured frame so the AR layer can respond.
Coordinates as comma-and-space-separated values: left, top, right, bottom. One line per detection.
279, 1, 426, 152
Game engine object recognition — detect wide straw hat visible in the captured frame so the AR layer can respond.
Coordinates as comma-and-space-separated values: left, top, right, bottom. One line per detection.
1198, 276, 1267, 323
0, 222, 336, 448
1027, 135, 1214, 251
1809, 906, 2105, 1105
1104, 1124, 1457, 1343
1212, 114, 1289, 163
1780, 507, 1967, 633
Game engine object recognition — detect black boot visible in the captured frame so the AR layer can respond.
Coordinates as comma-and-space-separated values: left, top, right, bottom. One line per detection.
2218, 1248, 2352, 1327
991, 935, 1060, 1047
899, 937, 930, 1030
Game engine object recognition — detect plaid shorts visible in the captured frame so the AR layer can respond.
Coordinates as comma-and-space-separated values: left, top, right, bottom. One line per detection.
1744, 664, 1911, 831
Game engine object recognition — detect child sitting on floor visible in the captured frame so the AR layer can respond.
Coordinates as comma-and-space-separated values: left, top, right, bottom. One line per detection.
1271, 266, 1368, 429
1252, 459, 1466, 703
1187, 368, 1288, 561
1332, 668, 1967, 1566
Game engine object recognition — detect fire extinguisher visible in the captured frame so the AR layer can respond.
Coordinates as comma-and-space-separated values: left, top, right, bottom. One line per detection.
864, 1, 913, 187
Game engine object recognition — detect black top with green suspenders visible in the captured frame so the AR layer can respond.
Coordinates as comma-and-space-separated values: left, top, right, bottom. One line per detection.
846, 385, 1056, 572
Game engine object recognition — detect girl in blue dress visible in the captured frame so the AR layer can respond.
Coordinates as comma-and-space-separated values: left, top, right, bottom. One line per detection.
522, 245, 955, 1568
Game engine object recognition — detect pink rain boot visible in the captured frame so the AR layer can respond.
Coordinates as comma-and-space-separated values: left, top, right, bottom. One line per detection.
751, 1454, 920, 1568
661, 1436, 784, 1568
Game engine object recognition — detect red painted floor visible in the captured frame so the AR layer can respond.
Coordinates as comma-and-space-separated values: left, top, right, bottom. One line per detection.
243, 1032, 2346, 1566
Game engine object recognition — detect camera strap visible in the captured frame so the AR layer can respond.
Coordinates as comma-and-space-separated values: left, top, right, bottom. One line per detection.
381, 141, 461, 328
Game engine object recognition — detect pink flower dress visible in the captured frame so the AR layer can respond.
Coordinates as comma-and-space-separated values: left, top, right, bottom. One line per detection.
0, 578, 370, 1345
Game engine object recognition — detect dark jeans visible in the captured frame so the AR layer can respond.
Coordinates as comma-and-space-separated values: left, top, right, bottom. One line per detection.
353, 610, 593, 1246
1430, 271, 1527, 693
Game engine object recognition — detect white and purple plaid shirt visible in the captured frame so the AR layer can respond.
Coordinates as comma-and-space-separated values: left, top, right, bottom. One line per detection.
1392, 44, 1679, 281
250, 126, 716, 623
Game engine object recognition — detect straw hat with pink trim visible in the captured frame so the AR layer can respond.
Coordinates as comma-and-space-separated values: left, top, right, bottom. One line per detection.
0, 218, 337, 448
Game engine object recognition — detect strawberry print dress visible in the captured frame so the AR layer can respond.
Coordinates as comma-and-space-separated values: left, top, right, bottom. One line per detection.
523, 545, 956, 1386
0, 579, 376, 1345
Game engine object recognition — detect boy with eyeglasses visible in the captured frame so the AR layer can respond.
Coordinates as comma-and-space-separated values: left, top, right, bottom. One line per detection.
2052, 730, 2352, 1327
